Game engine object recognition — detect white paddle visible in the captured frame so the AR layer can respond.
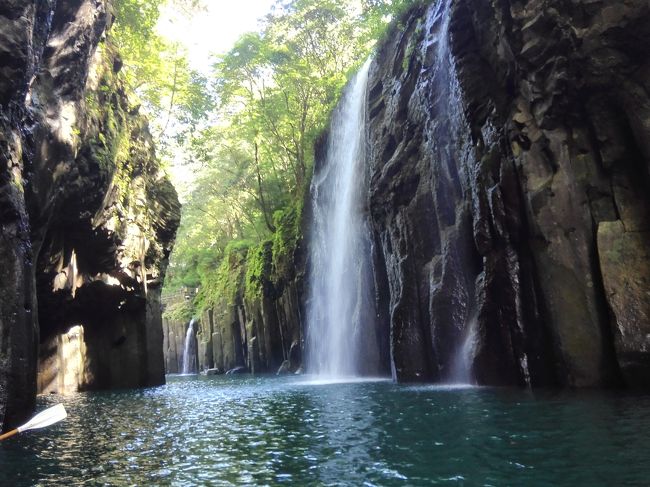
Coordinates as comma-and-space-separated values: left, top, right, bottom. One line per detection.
0, 404, 67, 441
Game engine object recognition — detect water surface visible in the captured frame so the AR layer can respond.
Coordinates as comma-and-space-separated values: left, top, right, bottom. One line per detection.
1, 375, 649, 486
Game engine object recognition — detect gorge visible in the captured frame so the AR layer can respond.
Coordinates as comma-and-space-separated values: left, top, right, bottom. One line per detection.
1, 0, 650, 483
0, 0, 180, 428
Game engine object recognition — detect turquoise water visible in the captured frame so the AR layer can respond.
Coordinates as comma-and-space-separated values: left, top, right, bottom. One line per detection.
1, 375, 649, 486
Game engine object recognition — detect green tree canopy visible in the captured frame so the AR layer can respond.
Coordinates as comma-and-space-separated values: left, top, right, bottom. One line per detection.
110, 0, 212, 152
160, 0, 419, 304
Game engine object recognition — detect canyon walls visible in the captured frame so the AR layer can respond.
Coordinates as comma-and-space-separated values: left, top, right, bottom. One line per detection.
0, 0, 643, 427
366, 0, 650, 387
0, 0, 180, 427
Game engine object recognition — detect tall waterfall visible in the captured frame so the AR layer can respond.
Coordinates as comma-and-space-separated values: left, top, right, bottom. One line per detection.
182, 318, 197, 374
306, 59, 375, 378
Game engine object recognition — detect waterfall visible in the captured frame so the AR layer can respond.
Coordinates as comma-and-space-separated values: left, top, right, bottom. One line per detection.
448, 316, 477, 384
306, 59, 375, 378
426, 0, 476, 385
182, 318, 197, 374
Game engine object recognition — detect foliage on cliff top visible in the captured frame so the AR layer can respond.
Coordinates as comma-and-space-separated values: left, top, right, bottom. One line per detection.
194, 240, 250, 310
110, 0, 211, 151
164, 0, 421, 307
162, 298, 194, 322
361, 0, 426, 41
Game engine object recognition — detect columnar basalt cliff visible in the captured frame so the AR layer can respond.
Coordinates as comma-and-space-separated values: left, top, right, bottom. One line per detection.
0, 0, 180, 428
365, 0, 650, 387
163, 217, 306, 376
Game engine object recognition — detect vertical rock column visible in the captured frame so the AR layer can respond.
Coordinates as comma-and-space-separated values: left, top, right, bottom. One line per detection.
0, 0, 180, 426
0, 0, 55, 427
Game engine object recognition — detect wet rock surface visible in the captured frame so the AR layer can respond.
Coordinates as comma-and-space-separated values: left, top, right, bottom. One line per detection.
0, 0, 179, 427
597, 222, 650, 387
366, 0, 650, 386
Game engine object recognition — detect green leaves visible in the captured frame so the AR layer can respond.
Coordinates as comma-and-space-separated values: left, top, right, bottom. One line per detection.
164, 0, 415, 308
110, 0, 211, 151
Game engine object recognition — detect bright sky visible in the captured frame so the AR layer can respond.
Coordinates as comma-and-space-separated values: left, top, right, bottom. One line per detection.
157, 0, 277, 73
157, 1, 277, 198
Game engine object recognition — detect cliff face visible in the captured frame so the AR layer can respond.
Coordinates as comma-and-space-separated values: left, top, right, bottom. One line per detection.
366, 0, 650, 387
163, 212, 305, 376
0, 0, 180, 427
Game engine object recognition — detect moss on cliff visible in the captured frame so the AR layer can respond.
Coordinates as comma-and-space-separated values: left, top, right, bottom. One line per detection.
195, 240, 250, 311
244, 240, 274, 300
271, 201, 303, 282
162, 298, 194, 323
191, 195, 305, 313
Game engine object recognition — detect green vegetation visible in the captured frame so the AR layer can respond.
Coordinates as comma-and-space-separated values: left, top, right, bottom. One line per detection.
163, 298, 195, 322
81, 37, 169, 265
244, 240, 274, 300
109, 0, 421, 316
194, 240, 250, 311
402, 17, 425, 71
111, 0, 211, 153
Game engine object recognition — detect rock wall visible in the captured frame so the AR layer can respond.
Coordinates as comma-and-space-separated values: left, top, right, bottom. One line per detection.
162, 287, 303, 377
241, 233, 305, 375
366, 0, 650, 387
162, 231, 305, 376
0, 0, 180, 428
162, 314, 185, 374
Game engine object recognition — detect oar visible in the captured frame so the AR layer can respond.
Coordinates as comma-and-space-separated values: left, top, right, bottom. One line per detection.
0, 404, 67, 441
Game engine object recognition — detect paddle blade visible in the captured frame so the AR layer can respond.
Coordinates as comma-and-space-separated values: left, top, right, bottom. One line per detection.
17, 404, 67, 433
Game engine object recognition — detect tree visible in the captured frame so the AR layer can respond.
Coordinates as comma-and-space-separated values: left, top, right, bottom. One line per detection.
110, 0, 212, 153
164, 0, 415, 302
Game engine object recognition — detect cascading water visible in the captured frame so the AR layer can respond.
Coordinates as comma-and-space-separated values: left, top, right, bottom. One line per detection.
448, 317, 478, 385
182, 318, 197, 374
306, 59, 376, 378
425, 0, 476, 385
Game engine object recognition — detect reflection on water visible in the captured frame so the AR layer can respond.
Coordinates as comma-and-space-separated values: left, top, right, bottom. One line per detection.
1, 375, 650, 486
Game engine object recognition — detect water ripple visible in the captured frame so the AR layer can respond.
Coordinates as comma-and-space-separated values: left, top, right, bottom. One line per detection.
1, 376, 650, 486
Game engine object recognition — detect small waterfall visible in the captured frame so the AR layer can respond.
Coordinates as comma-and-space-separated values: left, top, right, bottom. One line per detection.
182, 318, 197, 374
306, 59, 374, 378
448, 317, 477, 384
424, 0, 478, 385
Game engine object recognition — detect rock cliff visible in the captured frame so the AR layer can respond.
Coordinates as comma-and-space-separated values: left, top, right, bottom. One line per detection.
0, 0, 180, 428
366, 0, 650, 387
162, 210, 305, 376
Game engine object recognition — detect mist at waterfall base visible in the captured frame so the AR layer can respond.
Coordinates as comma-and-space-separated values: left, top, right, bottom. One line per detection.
306, 59, 380, 379
181, 319, 198, 375
3, 375, 650, 486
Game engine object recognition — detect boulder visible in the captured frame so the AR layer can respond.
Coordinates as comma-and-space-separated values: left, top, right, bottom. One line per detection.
276, 360, 291, 375
225, 365, 248, 375
203, 368, 223, 376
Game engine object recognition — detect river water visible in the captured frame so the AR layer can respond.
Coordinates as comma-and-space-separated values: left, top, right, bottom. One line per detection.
1, 375, 649, 486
